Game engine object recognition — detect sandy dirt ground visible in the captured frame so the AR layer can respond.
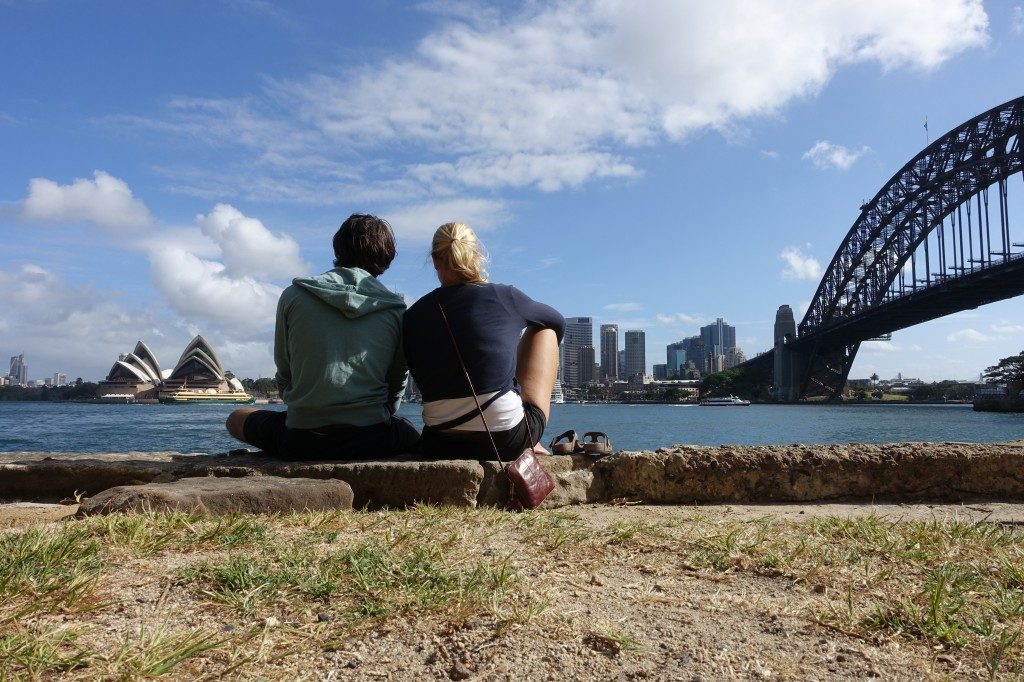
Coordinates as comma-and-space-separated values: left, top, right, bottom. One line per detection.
4, 502, 1024, 680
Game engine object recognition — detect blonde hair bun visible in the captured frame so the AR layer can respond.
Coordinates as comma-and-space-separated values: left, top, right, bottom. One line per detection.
431, 222, 488, 283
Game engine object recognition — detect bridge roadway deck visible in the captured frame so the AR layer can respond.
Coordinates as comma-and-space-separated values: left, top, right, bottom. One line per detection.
794, 253, 1024, 351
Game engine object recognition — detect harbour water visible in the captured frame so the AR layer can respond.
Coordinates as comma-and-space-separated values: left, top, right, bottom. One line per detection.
0, 401, 1021, 454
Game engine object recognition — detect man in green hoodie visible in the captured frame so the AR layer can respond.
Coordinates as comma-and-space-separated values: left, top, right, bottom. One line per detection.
226, 214, 419, 459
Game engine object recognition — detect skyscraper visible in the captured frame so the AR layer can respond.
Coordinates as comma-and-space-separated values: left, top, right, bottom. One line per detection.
617, 350, 626, 379
562, 317, 593, 388
579, 346, 595, 385
700, 318, 736, 357
666, 341, 687, 377
599, 324, 618, 380
8, 355, 27, 386
624, 329, 646, 378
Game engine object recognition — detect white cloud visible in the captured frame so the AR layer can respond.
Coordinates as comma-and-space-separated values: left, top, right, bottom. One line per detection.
13, 172, 305, 342
947, 328, 989, 343
604, 302, 642, 312
120, 0, 988, 201
780, 246, 822, 280
802, 140, 869, 170
196, 204, 307, 278
0, 264, 171, 380
991, 322, 1024, 335
861, 340, 900, 353
655, 312, 704, 325
19, 171, 152, 232
1013, 6, 1024, 34
382, 197, 508, 244
760, 150, 780, 159
147, 247, 282, 331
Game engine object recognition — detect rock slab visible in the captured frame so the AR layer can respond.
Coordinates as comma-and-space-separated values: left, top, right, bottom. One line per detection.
78, 476, 354, 516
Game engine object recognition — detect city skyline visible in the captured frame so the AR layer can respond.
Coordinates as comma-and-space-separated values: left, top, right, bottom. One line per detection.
2, 3, 1023, 381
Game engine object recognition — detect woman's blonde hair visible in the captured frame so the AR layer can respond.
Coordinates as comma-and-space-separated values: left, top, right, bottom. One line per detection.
431, 222, 488, 283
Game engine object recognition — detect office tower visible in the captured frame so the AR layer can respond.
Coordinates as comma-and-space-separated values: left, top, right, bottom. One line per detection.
666, 342, 687, 377
599, 324, 619, 380
700, 318, 737, 358
624, 329, 646, 378
53, 373, 67, 387
617, 350, 626, 379
8, 354, 27, 386
653, 364, 668, 380
562, 317, 593, 388
725, 347, 746, 369
579, 346, 595, 385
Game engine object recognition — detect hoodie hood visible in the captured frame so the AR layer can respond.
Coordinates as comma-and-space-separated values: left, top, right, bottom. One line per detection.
292, 267, 406, 319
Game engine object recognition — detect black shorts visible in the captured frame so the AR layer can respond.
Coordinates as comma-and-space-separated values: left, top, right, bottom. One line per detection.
242, 410, 420, 460
417, 402, 546, 461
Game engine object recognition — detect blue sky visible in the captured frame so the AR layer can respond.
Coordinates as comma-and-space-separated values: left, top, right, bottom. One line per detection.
1, 0, 1022, 382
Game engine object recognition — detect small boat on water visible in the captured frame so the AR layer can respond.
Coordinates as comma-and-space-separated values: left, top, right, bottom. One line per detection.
551, 379, 565, 405
699, 395, 750, 406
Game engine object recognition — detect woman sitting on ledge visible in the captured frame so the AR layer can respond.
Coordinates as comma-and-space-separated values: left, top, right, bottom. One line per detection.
403, 222, 564, 460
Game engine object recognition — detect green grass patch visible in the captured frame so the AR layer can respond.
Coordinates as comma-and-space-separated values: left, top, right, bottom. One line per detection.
177, 536, 521, 625
0, 625, 92, 678
0, 526, 105, 621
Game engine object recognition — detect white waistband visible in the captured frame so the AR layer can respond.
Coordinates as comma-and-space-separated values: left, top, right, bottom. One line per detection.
422, 391, 525, 432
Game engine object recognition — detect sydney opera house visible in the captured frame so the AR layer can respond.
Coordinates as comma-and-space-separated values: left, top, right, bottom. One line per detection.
95, 335, 253, 404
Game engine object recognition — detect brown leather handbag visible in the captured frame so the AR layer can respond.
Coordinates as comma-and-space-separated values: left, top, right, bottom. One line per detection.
437, 303, 555, 510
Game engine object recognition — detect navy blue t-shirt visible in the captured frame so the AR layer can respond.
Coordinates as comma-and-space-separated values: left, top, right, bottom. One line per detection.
403, 283, 565, 402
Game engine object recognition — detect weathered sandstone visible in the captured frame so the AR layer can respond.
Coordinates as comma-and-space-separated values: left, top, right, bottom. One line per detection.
2, 441, 1023, 509
77, 476, 353, 515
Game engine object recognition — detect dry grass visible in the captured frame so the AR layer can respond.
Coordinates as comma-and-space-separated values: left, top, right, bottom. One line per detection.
1, 507, 1023, 679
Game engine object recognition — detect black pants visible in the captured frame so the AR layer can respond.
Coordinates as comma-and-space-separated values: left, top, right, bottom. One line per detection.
242, 410, 420, 460
417, 402, 546, 461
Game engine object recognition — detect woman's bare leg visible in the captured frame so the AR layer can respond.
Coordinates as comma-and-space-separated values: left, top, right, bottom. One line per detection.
226, 407, 260, 443
516, 327, 559, 453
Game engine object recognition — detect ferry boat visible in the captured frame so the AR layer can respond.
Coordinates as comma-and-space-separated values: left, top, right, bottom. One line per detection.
158, 385, 255, 405
699, 395, 750, 406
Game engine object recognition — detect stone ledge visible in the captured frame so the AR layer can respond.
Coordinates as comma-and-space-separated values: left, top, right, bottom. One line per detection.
77, 476, 354, 516
2, 441, 1024, 509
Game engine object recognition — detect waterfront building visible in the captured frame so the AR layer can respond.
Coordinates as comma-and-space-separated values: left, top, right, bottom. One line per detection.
624, 329, 646, 378
96, 336, 250, 403
666, 342, 686, 377
8, 354, 27, 386
653, 364, 668, 380
724, 347, 746, 370
561, 317, 593, 388
578, 346, 595, 385
96, 340, 165, 402
700, 318, 737, 359
599, 324, 619, 380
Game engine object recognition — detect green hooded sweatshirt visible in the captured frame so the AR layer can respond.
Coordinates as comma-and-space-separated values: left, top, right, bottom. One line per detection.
274, 267, 408, 429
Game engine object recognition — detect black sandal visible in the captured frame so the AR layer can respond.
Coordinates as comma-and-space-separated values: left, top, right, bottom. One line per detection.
581, 432, 613, 457
549, 429, 578, 455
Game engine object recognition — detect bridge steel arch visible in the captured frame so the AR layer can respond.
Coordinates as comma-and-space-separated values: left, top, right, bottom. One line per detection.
775, 96, 1024, 401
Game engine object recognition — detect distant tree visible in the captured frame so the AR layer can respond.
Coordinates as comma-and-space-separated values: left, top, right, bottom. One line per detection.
851, 388, 869, 401
870, 372, 879, 384
700, 366, 771, 401
983, 351, 1024, 384
75, 377, 83, 386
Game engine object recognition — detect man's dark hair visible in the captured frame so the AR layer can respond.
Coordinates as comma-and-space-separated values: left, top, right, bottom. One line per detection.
332, 214, 396, 277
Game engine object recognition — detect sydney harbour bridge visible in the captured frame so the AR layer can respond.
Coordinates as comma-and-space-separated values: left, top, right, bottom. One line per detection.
741, 95, 1024, 401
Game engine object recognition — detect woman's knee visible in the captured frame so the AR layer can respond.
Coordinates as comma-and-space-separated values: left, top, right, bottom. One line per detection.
226, 408, 257, 440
